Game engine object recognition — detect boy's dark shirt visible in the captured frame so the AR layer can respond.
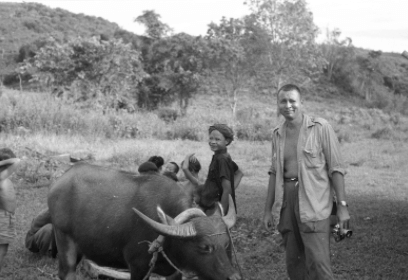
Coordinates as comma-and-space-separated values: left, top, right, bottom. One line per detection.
202, 150, 237, 212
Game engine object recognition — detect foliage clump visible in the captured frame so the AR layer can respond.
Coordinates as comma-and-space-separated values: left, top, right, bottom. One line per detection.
22, 36, 147, 110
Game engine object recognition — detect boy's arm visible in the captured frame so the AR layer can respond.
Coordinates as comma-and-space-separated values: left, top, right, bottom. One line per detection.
220, 178, 232, 215
233, 168, 244, 190
231, 160, 243, 190
0, 158, 21, 180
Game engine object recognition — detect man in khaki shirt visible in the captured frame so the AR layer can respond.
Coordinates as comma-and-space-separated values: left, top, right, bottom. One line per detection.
263, 84, 350, 279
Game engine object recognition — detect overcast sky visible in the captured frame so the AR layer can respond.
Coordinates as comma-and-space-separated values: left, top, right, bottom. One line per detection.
4, 0, 408, 53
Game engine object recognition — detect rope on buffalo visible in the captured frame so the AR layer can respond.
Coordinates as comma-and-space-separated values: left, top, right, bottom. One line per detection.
139, 240, 160, 280
227, 228, 243, 278
139, 229, 243, 280
139, 238, 190, 280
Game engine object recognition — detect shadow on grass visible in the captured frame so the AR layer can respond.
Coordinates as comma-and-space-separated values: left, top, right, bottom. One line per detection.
331, 194, 408, 280
231, 194, 408, 280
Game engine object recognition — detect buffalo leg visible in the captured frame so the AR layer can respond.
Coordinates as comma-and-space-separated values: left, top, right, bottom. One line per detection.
130, 264, 155, 280
54, 229, 78, 280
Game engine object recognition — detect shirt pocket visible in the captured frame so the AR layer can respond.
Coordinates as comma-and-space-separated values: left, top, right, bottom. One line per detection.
303, 135, 323, 168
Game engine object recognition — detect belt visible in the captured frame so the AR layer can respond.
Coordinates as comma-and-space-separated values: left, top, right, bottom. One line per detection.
284, 177, 298, 182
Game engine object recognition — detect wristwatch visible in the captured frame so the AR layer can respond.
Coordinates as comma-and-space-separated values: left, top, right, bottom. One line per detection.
339, 200, 348, 207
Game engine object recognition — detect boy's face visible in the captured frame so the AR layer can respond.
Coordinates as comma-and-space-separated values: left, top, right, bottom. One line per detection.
209, 130, 228, 152
164, 163, 177, 174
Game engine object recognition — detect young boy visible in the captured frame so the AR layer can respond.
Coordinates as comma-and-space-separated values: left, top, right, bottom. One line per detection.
0, 148, 20, 272
199, 124, 241, 215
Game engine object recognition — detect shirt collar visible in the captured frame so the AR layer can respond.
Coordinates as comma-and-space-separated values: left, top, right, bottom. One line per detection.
276, 114, 315, 136
214, 148, 227, 155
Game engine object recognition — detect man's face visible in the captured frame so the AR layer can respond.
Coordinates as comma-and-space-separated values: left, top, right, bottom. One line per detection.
277, 89, 302, 121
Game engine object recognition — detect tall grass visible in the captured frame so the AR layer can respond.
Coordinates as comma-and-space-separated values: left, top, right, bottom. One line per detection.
0, 89, 281, 142
1, 87, 408, 279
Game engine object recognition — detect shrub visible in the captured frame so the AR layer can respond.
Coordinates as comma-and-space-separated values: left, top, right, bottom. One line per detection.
391, 94, 408, 116
371, 125, 394, 140
336, 127, 352, 143
157, 107, 178, 123
22, 36, 146, 110
235, 121, 272, 142
0, 90, 159, 139
394, 81, 408, 96
166, 125, 200, 141
2, 73, 20, 86
364, 88, 393, 110
22, 19, 42, 33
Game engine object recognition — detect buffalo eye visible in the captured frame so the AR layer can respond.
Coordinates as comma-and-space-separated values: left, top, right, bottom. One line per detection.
199, 244, 214, 254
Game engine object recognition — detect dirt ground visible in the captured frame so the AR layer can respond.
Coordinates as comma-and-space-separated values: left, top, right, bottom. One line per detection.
1, 137, 408, 280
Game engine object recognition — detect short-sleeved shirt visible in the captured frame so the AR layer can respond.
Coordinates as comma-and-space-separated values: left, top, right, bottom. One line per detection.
201, 150, 237, 212
269, 114, 346, 225
0, 210, 15, 244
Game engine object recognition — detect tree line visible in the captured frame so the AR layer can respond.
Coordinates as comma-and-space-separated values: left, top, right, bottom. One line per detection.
4, 0, 407, 116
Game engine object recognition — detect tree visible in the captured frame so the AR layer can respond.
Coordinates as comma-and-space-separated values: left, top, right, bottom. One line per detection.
205, 16, 265, 118
141, 33, 207, 114
356, 50, 383, 101
23, 36, 147, 110
135, 10, 173, 39
321, 28, 354, 82
246, 0, 320, 90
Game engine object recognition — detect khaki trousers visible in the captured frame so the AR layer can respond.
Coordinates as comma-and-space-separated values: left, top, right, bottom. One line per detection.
277, 181, 334, 280
29, 224, 53, 255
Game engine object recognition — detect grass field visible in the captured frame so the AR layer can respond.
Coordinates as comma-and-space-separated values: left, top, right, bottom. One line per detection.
0, 134, 407, 280
0, 87, 407, 279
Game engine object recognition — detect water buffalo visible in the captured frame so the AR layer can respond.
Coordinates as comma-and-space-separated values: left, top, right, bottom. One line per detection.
48, 163, 240, 280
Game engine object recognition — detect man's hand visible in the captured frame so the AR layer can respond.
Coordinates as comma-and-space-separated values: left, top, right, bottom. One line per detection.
336, 205, 351, 230
263, 211, 274, 231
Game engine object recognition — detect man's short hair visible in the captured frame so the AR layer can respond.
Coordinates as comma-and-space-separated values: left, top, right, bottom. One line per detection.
148, 156, 164, 169
277, 84, 301, 96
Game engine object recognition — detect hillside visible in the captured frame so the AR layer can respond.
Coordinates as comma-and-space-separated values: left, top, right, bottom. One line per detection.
0, 2, 144, 75
0, 2, 407, 117
353, 48, 408, 96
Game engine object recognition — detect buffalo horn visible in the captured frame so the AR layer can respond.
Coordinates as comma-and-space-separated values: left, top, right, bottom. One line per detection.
133, 208, 197, 238
222, 195, 237, 229
174, 208, 206, 224
157, 207, 174, 225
